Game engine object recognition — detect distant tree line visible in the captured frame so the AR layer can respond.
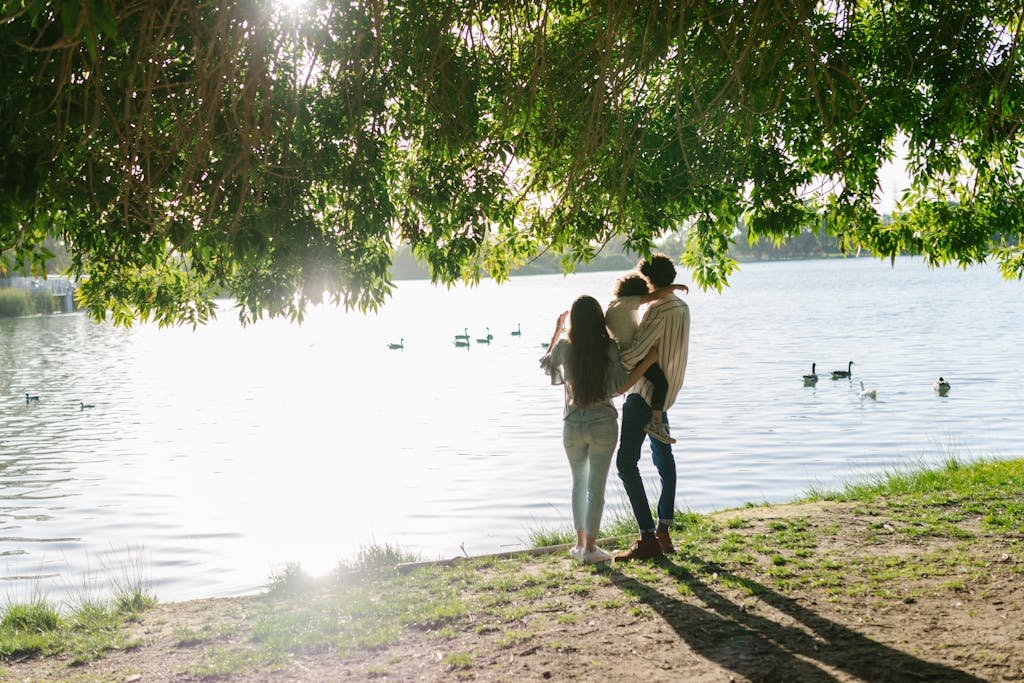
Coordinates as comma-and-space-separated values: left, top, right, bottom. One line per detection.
727, 226, 849, 261
391, 225, 882, 280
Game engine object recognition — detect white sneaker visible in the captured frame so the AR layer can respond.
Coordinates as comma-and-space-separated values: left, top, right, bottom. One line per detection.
569, 545, 584, 561
645, 420, 677, 445
582, 546, 612, 564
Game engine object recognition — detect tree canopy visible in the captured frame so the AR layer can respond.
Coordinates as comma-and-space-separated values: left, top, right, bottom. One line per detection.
1, 0, 1021, 324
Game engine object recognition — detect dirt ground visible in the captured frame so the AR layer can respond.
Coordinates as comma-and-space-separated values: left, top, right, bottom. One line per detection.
4, 501, 1023, 682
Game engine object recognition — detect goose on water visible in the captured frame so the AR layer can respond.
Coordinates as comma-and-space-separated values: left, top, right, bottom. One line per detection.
25, 393, 39, 403
511, 323, 522, 336
387, 339, 404, 350
454, 328, 470, 341
858, 380, 877, 400
455, 339, 470, 348
831, 361, 855, 379
802, 363, 818, 385
476, 327, 492, 344
933, 377, 951, 396
80, 401, 95, 410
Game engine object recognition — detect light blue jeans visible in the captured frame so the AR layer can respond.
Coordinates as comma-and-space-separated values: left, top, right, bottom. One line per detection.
563, 409, 619, 538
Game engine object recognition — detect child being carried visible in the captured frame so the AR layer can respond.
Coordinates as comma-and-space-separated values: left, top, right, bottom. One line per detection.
606, 273, 688, 445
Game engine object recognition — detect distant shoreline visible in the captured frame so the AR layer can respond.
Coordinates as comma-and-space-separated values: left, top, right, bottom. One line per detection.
392, 252, 874, 281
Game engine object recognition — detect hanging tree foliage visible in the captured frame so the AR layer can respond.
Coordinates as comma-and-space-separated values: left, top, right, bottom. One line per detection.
1, 0, 1022, 324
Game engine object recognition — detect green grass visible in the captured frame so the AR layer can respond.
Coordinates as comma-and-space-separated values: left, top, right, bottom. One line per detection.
0, 596, 145, 663
173, 622, 240, 647
441, 651, 475, 670
192, 645, 285, 678
803, 456, 1024, 537
1, 601, 60, 632
527, 525, 575, 547
343, 542, 421, 571
0, 547, 156, 664
264, 562, 316, 597
497, 630, 533, 649
804, 457, 1021, 509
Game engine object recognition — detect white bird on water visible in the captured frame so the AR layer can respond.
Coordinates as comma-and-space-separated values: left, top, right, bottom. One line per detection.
859, 380, 877, 400
933, 377, 951, 396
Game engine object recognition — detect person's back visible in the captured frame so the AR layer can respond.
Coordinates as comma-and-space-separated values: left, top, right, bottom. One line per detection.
622, 295, 689, 410
605, 295, 643, 347
540, 296, 660, 565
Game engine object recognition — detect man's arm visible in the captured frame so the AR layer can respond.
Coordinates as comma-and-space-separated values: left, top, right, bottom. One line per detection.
617, 348, 658, 394
637, 284, 688, 305
620, 307, 667, 367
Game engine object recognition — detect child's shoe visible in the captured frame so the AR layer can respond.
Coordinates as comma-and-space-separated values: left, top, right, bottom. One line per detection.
645, 420, 676, 445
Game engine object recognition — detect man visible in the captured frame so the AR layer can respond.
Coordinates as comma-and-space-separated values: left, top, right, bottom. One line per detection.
615, 253, 690, 560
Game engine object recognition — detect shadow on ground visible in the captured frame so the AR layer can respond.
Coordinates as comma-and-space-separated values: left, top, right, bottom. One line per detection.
606, 556, 982, 682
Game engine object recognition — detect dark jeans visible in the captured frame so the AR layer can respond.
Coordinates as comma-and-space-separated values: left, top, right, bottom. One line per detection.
643, 363, 668, 412
616, 393, 677, 533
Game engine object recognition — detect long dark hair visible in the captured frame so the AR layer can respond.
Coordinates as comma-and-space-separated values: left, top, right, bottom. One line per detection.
566, 295, 612, 407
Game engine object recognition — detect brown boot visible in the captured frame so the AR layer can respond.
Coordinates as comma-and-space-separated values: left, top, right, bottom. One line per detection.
655, 529, 675, 554
614, 535, 663, 561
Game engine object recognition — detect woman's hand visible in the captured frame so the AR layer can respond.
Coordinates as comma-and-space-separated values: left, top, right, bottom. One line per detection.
547, 310, 569, 352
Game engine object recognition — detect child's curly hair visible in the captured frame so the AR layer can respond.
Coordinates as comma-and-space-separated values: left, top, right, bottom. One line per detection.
614, 273, 651, 298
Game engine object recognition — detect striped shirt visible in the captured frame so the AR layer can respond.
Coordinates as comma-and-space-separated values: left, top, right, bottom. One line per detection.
619, 296, 690, 412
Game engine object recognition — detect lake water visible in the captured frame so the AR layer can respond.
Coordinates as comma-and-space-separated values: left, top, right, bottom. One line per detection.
1, 256, 1021, 603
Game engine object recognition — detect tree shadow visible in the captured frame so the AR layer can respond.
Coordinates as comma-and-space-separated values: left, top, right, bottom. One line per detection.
606, 555, 983, 682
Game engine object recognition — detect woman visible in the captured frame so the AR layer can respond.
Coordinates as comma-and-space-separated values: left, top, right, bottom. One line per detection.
541, 295, 659, 563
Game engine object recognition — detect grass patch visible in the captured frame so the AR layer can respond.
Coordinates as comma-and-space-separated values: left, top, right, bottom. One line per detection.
803, 457, 1022, 511
265, 562, 316, 597
442, 651, 475, 670
173, 621, 240, 648
527, 525, 575, 548
343, 542, 421, 572
1, 601, 60, 633
104, 545, 158, 619
192, 645, 284, 678
497, 630, 533, 649
0, 596, 145, 663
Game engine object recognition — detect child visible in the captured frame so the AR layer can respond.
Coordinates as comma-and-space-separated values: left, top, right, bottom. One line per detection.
606, 273, 689, 444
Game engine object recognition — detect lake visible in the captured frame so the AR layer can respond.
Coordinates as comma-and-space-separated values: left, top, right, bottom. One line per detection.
1, 256, 1021, 603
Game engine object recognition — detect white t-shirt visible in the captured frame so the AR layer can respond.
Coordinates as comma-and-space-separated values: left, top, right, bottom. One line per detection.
605, 295, 644, 347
